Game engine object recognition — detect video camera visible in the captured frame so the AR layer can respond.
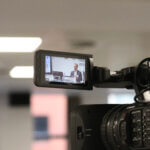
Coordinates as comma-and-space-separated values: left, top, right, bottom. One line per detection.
34, 49, 150, 150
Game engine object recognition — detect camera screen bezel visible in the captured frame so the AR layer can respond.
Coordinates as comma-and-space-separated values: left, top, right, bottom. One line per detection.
34, 50, 93, 90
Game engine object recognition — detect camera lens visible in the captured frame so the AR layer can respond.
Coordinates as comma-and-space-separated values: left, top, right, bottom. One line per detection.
101, 105, 130, 150
101, 103, 150, 150
101, 105, 121, 150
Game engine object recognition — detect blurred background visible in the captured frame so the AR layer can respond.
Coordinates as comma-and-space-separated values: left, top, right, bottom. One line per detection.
0, 0, 150, 150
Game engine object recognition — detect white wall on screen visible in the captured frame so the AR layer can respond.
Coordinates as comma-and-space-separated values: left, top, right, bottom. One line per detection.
52, 57, 85, 76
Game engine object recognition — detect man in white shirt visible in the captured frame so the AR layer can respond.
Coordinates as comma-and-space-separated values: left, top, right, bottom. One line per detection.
70, 64, 82, 83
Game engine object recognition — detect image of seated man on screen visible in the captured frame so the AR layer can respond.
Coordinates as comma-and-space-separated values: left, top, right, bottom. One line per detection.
70, 63, 82, 83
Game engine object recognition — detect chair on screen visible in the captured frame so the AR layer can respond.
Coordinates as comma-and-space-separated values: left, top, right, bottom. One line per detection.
52, 71, 63, 80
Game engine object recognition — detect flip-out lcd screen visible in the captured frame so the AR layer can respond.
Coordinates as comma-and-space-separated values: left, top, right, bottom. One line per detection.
34, 50, 93, 90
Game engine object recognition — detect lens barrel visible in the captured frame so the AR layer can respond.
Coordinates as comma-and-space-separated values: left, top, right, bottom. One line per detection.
101, 103, 150, 150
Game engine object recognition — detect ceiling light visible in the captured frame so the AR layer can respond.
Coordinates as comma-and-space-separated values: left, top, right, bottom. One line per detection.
0, 37, 42, 52
9, 66, 33, 78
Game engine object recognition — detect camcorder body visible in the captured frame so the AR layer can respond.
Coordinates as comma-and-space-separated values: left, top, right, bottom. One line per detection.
34, 49, 150, 150
71, 104, 150, 150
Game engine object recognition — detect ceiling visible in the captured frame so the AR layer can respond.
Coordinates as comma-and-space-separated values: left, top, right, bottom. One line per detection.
0, 0, 150, 93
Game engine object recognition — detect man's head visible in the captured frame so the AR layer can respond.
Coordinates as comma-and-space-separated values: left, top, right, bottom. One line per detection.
74, 64, 78, 71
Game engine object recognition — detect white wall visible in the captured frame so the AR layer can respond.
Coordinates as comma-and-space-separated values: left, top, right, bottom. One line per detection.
0, 94, 32, 150
52, 57, 85, 76
72, 88, 135, 105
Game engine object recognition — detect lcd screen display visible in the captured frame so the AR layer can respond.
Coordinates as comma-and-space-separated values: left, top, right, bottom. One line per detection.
45, 56, 86, 84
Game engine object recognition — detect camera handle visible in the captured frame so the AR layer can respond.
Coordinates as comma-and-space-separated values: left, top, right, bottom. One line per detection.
93, 57, 150, 103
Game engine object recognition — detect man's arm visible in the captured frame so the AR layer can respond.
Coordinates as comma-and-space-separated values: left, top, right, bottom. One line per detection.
70, 71, 74, 77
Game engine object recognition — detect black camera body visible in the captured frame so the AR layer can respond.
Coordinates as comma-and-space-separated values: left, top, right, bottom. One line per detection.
70, 104, 117, 150
34, 50, 150, 150
71, 103, 150, 150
